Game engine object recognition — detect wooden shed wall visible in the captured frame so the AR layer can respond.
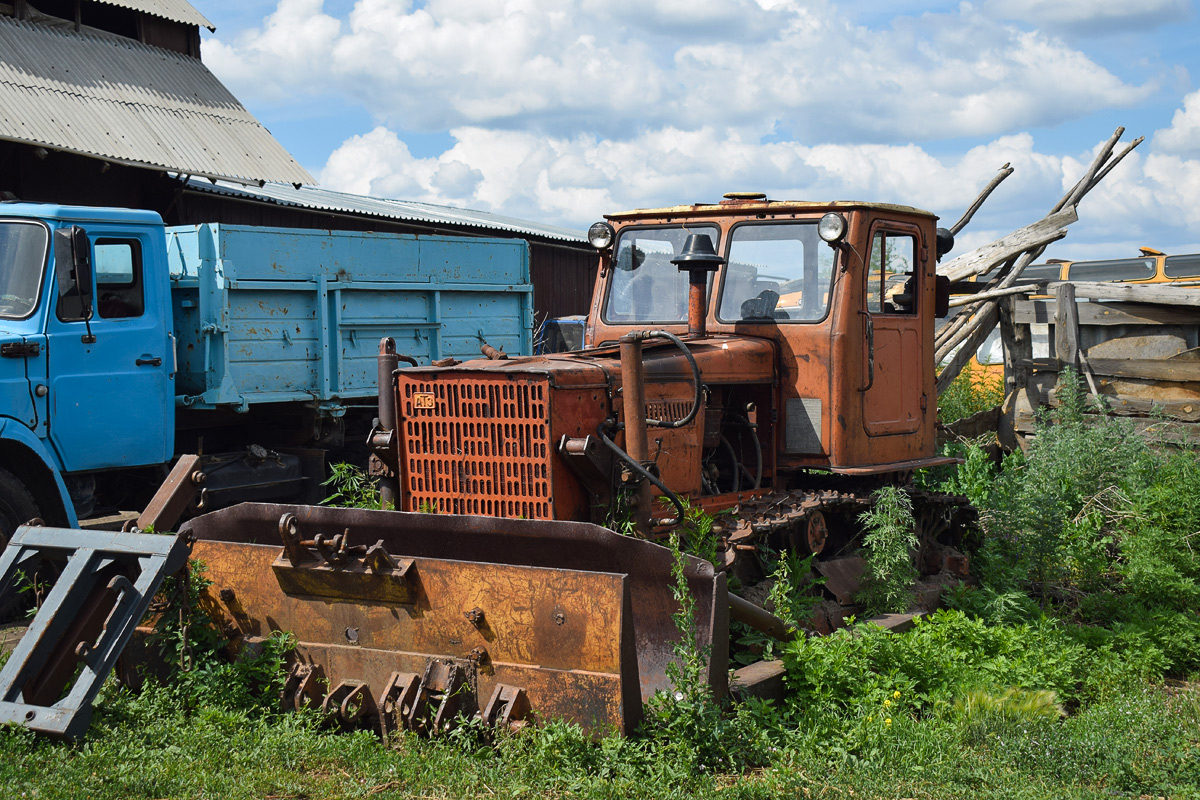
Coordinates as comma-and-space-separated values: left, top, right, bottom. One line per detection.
0, 144, 596, 320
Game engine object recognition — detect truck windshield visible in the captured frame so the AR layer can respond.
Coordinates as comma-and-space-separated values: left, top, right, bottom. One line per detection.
0, 221, 48, 319
718, 221, 835, 322
604, 225, 719, 324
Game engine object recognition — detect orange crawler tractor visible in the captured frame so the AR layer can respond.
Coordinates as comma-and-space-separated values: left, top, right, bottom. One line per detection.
0, 194, 977, 742
372, 194, 972, 589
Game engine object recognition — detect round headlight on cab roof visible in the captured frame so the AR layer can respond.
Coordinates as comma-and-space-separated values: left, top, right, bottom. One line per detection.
818, 212, 847, 244
588, 221, 615, 250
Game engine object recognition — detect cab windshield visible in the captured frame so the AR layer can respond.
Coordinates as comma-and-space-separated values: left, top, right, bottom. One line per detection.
0, 221, 48, 319
604, 225, 719, 324
718, 221, 835, 322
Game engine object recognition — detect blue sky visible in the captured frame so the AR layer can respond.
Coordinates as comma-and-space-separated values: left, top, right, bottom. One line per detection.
198, 0, 1200, 260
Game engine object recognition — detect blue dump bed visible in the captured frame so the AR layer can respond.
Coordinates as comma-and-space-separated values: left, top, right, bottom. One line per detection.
166, 224, 533, 410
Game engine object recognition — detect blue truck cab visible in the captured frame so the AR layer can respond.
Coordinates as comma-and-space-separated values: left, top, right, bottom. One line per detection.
0, 204, 172, 532
0, 203, 534, 539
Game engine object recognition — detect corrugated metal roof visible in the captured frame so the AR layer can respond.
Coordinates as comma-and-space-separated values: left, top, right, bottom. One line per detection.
186, 179, 588, 244
0, 17, 312, 186
90, 0, 214, 31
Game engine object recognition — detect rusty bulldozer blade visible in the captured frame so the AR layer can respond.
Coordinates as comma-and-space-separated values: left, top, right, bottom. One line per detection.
182, 503, 728, 737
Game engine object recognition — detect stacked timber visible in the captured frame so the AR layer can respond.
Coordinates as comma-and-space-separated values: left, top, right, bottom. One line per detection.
999, 280, 1200, 448
935, 128, 1144, 394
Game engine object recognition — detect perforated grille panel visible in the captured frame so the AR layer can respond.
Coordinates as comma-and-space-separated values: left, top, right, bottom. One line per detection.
646, 400, 692, 423
397, 374, 553, 519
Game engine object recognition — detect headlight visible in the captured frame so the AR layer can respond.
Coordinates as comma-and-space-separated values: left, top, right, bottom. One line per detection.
588, 221, 615, 250
818, 212, 847, 244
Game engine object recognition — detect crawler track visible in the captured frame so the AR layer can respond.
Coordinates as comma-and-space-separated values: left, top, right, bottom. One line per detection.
711, 488, 978, 630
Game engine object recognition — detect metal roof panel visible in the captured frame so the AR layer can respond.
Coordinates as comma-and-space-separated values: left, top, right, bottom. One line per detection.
0, 17, 312, 186
186, 179, 587, 244
90, 0, 214, 30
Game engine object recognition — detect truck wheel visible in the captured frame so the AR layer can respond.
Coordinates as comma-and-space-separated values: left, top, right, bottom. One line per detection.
0, 468, 39, 550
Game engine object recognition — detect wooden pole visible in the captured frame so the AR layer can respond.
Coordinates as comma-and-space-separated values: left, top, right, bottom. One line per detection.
949, 163, 1014, 236
948, 282, 1044, 308
1053, 282, 1079, 370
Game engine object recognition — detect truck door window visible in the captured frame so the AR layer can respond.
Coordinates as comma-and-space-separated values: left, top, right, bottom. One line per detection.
1068, 257, 1155, 282
604, 225, 718, 324
94, 239, 144, 318
867, 232, 917, 315
0, 221, 48, 319
1165, 253, 1200, 279
718, 221, 834, 323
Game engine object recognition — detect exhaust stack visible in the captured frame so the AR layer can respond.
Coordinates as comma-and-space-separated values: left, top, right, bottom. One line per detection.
671, 233, 725, 339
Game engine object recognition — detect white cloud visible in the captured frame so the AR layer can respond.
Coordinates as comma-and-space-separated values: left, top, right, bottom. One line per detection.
319, 122, 1200, 260
1153, 89, 1200, 159
985, 0, 1190, 35
209, 0, 1198, 255
206, 0, 1150, 142
202, 0, 342, 102
321, 125, 1031, 227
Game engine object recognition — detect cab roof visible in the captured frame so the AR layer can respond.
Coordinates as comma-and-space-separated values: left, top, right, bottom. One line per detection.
0, 202, 164, 227
605, 197, 937, 222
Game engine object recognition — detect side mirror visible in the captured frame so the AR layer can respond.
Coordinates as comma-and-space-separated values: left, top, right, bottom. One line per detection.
52, 225, 96, 341
71, 226, 94, 310
935, 275, 951, 318
935, 227, 955, 262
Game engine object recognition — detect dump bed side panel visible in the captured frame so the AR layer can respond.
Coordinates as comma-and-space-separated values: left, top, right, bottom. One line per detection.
166, 224, 533, 407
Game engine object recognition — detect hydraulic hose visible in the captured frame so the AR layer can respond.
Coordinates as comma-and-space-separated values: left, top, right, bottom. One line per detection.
637, 330, 702, 429
596, 423, 686, 528
730, 412, 763, 490
717, 435, 740, 494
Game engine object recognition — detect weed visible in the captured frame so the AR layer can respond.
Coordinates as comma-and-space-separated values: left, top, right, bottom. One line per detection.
676, 497, 723, 566
856, 486, 918, 615
954, 687, 1064, 721
147, 560, 294, 714
322, 462, 388, 510
937, 361, 1004, 424
641, 529, 774, 771
603, 486, 640, 537
760, 547, 823, 635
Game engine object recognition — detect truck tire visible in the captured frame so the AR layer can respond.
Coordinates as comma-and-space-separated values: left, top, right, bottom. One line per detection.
0, 467, 39, 550
0, 468, 40, 622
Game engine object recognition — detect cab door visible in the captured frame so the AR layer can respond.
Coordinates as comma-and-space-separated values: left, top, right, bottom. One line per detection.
45, 226, 173, 471
862, 224, 924, 436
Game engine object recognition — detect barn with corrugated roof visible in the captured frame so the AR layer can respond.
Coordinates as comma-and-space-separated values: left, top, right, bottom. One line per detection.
0, 0, 596, 320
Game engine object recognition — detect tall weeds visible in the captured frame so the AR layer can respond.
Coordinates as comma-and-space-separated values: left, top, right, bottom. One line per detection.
856, 487, 918, 615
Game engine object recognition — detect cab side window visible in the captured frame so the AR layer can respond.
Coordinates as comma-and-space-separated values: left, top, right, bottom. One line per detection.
95, 239, 144, 319
867, 232, 917, 315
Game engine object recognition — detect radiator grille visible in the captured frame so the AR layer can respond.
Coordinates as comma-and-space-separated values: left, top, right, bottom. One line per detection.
397, 375, 553, 519
646, 400, 692, 423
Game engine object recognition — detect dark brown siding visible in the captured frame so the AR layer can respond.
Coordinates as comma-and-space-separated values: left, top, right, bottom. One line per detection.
531, 244, 596, 320
0, 141, 594, 321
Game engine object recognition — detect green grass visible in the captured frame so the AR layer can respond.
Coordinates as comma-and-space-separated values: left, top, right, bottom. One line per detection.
4, 369, 1200, 799
1, 676, 1196, 799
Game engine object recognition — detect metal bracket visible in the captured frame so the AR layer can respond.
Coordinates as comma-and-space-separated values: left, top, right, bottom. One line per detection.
272, 514, 414, 603
125, 454, 205, 534
322, 680, 376, 730
0, 526, 190, 738
480, 684, 531, 731
377, 671, 421, 741
407, 658, 472, 735
282, 662, 326, 712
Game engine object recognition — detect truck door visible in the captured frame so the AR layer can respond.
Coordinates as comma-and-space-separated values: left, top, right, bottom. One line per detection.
862, 224, 923, 436
46, 228, 174, 472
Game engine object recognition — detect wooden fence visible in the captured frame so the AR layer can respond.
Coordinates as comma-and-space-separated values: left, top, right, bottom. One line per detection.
997, 281, 1200, 448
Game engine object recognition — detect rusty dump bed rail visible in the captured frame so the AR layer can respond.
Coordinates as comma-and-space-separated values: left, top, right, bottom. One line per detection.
181, 503, 728, 736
